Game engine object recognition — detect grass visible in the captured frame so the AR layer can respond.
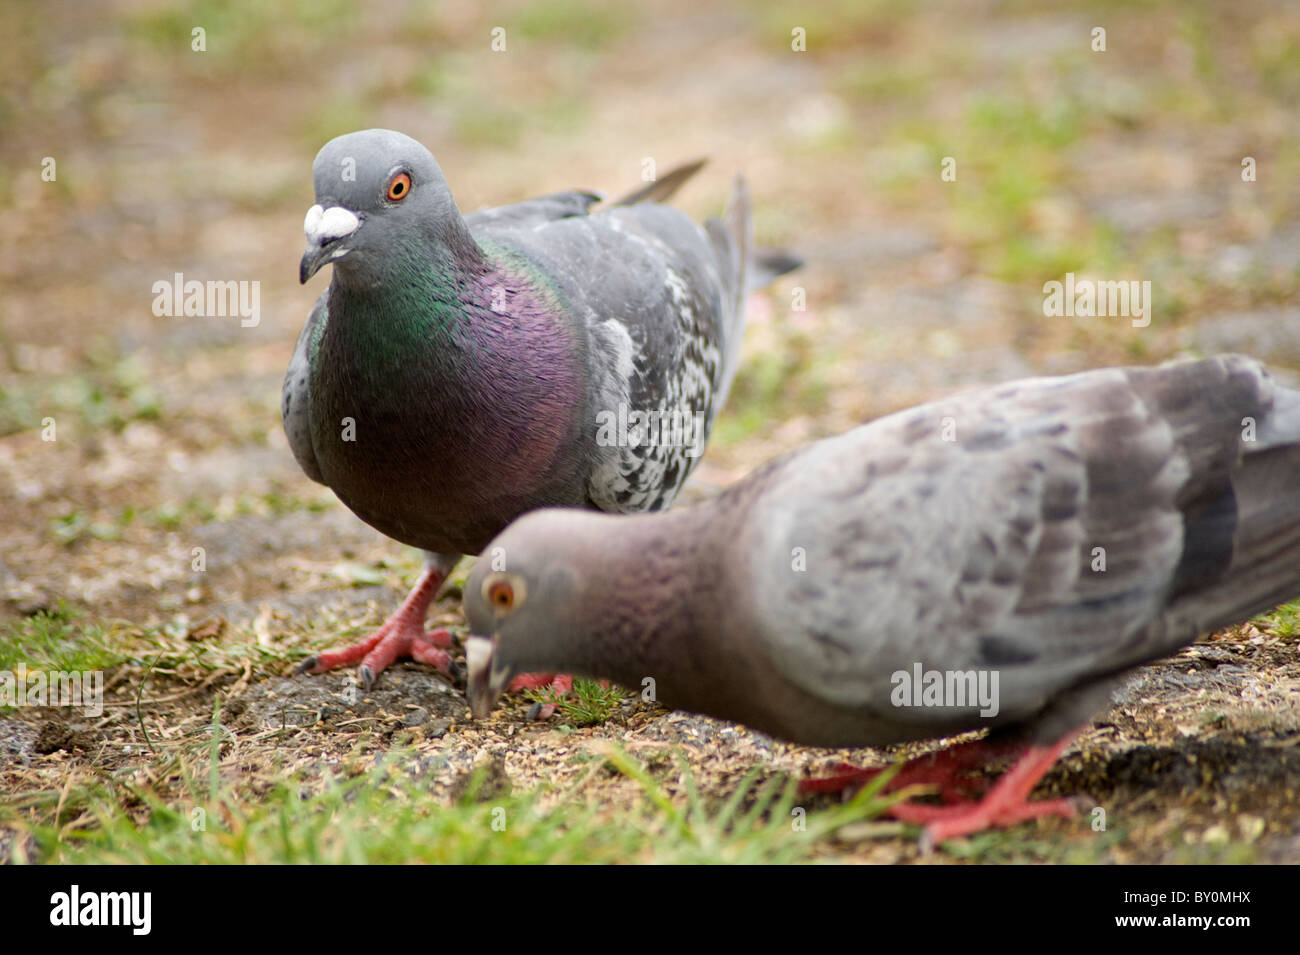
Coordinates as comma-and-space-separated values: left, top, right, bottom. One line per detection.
526, 678, 627, 727
1255, 600, 1300, 638
0, 597, 328, 707
124, 0, 359, 75
939, 825, 1132, 864
753, 0, 916, 53
512, 0, 635, 51
902, 86, 1118, 284
50, 512, 123, 545
2, 731, 902, 864
0, 602, 124, 676
0, 352, 162, 438
47, 489, 336, 547
711, 325, 830, 449
0, 603, 909, 864
453, 102, 527, 150
296, 92, 374, 153
1252, 31, 1300, 99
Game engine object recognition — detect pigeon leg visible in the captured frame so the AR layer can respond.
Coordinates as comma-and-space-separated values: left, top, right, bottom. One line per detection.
799, 734, 1027, 802
507, 672, 561, 692
295, 564, 455, 689
509, 673, 574, 720
887, 733, 1080, 844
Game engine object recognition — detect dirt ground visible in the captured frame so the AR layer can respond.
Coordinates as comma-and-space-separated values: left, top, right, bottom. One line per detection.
2, 0, 1299, 862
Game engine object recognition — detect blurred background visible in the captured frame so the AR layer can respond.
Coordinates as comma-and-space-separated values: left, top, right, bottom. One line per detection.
2, 0, 1298, 631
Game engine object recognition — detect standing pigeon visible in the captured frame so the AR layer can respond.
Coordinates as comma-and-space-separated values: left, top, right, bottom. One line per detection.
464, 355, 1300, 843
285, 129, 797, 689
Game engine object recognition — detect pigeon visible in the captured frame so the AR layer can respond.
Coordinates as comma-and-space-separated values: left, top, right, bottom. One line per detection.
464, 355, 1300, 843
285, 128, 799, 690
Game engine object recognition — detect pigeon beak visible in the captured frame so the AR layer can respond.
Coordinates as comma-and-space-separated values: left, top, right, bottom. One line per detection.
300, 203, 362, 284
466, 635, 512, 719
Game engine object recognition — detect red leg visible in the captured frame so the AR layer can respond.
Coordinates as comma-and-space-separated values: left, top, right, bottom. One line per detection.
508, 673, 575, 720
295, 564, 455, 688
800, 731, 1083, 844
507, 672, 559, 692
799, 734, 1026, 802
888, 735, 1080, 844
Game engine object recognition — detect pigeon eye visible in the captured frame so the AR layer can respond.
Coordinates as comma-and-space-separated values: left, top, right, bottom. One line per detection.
487, 580, 514, 612
387, 172, 411, 201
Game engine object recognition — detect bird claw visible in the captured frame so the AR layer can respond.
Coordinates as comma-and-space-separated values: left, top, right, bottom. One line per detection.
293, 564, 449, 687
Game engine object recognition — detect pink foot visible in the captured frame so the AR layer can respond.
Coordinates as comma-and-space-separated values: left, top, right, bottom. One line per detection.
507, 673, 575, 720
799, 734, 1025, 801
892, 735, 1080, 845
295, 564, 456, 689
801, 732, 1083, 845
507, 672, 563, 692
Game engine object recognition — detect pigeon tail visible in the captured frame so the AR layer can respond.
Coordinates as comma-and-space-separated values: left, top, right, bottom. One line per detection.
705, 175, 752, 409
611, 158, 708, 206
705, 180, 801, 403
747, 246, 803, 293
1127, 361, 1300, 640
1174, 430, 1300, 636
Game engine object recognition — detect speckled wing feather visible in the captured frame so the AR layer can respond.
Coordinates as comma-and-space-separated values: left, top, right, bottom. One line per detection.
486, 186, 748, 514
739, 356, 1300, 740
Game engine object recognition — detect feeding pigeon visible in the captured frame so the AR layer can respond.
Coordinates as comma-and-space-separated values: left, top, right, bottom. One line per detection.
464, 355, 1300, 842
285, 128, 799, 690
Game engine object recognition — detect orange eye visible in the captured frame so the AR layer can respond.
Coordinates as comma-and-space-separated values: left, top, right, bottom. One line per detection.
488, 580, 514, 611
387, 172, 411, 201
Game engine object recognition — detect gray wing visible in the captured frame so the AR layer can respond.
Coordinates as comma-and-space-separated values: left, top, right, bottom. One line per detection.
463, 160, 705, 232
281, 292, 327, 484
464, 190, 603, 231
476, 184, 748, 515
745, 355, 1296, 731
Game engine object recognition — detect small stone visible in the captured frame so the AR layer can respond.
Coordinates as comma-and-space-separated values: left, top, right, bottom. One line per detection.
1201, 824, 1230, 844
1238, 815, 1265, 842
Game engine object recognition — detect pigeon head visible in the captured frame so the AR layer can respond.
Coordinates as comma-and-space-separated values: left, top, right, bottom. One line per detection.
463, 510, 615, 718
299, 129, 473, 285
